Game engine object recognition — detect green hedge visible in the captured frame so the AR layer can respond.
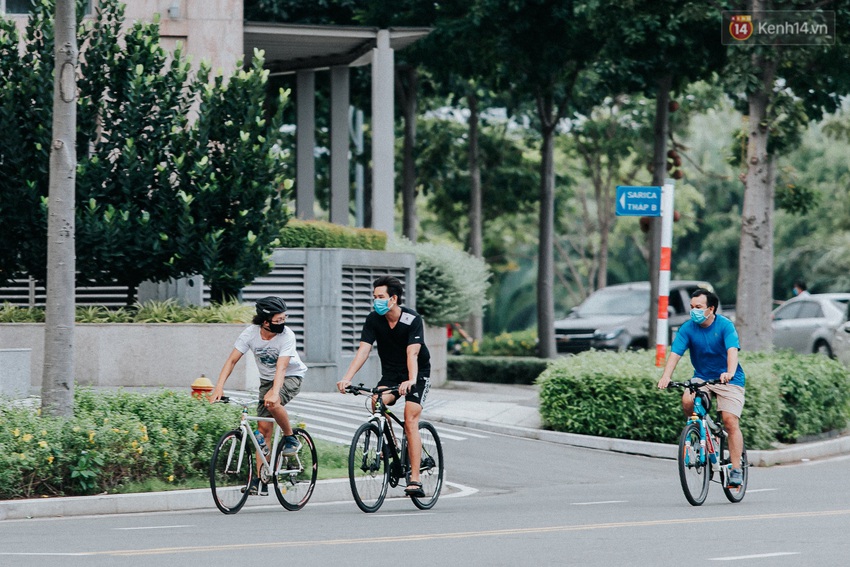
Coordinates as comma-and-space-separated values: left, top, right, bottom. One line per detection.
278, 219, 386, 250
0, 299, 254, 323
0, 389, 237, 499
538, 350, 850, 450
457, 329, 538, 357
447, 355, 550, 384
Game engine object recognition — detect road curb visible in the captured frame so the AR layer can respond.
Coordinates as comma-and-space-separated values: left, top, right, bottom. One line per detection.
427, 415, 850, 465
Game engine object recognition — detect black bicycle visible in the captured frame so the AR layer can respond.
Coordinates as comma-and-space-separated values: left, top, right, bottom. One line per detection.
344, 384, 444, 513
666, 379, 749, 506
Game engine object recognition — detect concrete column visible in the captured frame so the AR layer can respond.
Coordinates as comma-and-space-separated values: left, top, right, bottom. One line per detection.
330, 66, 350, 225
296, 70, 316, 220
371, 30, 395, 239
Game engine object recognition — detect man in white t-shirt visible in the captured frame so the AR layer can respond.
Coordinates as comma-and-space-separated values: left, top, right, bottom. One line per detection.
210, 296, 307, 495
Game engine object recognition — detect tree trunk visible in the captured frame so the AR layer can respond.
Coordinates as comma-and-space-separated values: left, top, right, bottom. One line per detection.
648, 75, 672, 353
466, 90, 484, 341
736, 86, 776, 351
397, 65, 418, 241
42, 0, 78, 418
536, 95, 557, 359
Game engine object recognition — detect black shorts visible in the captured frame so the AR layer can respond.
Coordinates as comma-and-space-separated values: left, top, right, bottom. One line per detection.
377, 372, 431, 406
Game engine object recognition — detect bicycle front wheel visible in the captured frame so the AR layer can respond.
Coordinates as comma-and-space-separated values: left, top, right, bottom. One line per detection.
677, 422, 711, 506
348, 422, 389, 513
721, 438, 748, 503
273, 428, 318, 511
210, 429, 252, 514
409, 421, 444, 510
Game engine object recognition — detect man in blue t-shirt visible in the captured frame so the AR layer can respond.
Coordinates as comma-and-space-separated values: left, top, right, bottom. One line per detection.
337, 275, 431, 497
657, 288, 746, 486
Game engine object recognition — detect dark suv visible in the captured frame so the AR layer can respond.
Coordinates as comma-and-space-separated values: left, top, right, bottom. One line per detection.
554, 280, 716, 354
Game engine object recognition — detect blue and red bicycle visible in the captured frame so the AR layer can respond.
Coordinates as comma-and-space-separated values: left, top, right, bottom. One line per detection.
667, 379, 749, 506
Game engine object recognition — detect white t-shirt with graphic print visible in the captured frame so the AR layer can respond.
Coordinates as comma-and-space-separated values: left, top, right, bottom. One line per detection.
234, 325, 307, 382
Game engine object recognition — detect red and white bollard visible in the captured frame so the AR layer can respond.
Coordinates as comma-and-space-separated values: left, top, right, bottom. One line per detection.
655, 179, 675, 367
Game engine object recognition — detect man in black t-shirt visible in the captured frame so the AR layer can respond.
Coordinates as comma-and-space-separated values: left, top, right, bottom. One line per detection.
337, 275, 431, 497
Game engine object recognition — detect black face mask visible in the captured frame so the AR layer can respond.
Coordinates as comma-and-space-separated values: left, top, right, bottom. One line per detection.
267, 322, 285, 334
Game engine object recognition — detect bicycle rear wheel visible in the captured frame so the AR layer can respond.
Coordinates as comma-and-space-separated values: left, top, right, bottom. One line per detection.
210, 429, 252, 514
348, 422, 389, 513
677, 422, 711, 506
273, 428, 318, 511
408, 421, 444, 510
721, 438, 748, 503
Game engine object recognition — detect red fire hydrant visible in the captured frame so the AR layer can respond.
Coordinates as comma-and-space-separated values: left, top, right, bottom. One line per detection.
191, 374, 214, 400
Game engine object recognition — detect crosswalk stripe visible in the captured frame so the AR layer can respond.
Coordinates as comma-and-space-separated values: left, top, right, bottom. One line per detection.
227, 393, 487, 444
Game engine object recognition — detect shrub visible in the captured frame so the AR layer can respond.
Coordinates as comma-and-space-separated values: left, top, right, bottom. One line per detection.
389, 239, 491, 326
278, 219, 386, 250
448, 355, 550, 384
0, 388, 240, 498
536, 350, 848, 450
0, 300, 254, 324
458, 329, 538, 356
771, 350, 850, 441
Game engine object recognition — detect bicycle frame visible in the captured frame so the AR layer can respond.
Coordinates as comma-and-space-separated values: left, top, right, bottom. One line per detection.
363, 392, 409, 483
685, 394, 722, 475
222, 399, 303, 482
669, 379, 748, 506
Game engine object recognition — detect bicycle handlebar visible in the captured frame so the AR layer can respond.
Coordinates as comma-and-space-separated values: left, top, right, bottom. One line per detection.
666, 378, 723, 391
345, 383, 401, 396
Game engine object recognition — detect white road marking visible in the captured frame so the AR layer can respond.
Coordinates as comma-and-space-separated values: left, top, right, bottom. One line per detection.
114, 524, 194, 531
571, 500, 628, 506
746, 488, 777, 493
708, 551, 801, 561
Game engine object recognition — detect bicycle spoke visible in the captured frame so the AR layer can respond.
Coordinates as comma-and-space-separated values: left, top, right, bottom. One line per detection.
410, 421, 444, 510
677, 423, 710, 506
210, 430, 252, 514
349, 423, 388, 513
274, 428, 317, 511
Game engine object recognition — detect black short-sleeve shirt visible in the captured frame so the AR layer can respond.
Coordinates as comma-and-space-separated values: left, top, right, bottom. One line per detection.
359, 306, 431, 379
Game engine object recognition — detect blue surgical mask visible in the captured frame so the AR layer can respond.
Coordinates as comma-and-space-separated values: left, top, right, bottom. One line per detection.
373, 298, 390, 315
690, 308, 708, 325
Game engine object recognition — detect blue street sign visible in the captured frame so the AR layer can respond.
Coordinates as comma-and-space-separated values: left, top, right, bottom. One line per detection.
616, 185, 662, 216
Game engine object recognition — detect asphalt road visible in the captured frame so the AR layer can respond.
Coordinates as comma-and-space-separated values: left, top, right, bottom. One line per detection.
2, 425, 849, 566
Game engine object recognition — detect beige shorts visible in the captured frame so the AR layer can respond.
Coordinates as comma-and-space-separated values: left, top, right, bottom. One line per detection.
699, 381, 746, 417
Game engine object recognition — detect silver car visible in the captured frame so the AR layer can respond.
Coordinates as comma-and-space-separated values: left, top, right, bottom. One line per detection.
554, 280, 715, 353
772, 293, 850, 357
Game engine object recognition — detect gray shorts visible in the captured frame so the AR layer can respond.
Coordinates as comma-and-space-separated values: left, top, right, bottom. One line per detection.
257, 376, 302, 417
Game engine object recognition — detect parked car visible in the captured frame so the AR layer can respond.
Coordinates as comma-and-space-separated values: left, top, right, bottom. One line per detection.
554, 280, 716, 354
772, 293, 850, 357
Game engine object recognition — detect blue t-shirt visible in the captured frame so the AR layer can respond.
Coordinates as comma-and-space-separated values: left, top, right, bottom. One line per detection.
671, 314, 745, 387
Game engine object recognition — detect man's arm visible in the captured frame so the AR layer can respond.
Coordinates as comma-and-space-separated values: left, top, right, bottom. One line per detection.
264, 355, 291, 409
657, 352, 682, 389
720, 347, 739, 384
398, 343, 421, 396
211, 348, 244, 403
336, 341, 373, 392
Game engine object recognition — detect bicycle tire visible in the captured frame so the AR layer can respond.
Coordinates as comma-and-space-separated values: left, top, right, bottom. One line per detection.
720, 437, 748, 503
273, 428, 318, 511
210, 429, 252, 515
409, 421, 444, 510
348, 422, 389, 513
677, 422, 711, 506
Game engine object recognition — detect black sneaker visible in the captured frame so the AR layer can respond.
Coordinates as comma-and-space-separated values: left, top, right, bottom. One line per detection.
243, 478, 260, 495
258, 482, 269, 496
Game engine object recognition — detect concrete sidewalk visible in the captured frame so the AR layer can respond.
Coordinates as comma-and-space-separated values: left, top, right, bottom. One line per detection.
2, 380, 849, 521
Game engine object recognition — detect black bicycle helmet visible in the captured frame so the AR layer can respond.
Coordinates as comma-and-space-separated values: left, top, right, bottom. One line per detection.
255, 296, 287, 319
